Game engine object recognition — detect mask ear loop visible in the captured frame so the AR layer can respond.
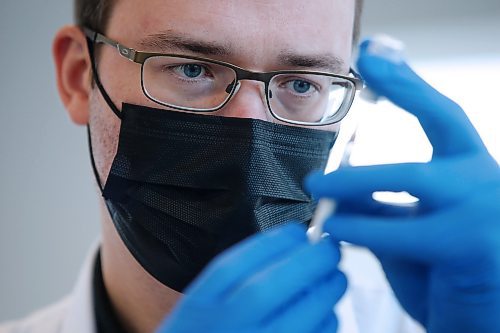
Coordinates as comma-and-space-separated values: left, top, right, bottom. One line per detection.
84, 30, 122, 193
85, 31, 122, 119
87, 125, 104, 192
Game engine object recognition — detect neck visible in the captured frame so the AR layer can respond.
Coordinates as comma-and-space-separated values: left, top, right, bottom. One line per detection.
100, 204, 182, 333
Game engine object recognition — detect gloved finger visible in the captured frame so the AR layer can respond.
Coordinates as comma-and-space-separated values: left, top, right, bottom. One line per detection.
377, 258, 428, 324
186, 223, 306, 300
224, 240, 341, 323
315, 312, 338, 333
306, 163, 451, 208
307, 156, 497, 211
323, 215, 444, 264
261, 271, 346, 333
336, 195, 418, 217
308, 274, 345, 333
357, 38, 486, 157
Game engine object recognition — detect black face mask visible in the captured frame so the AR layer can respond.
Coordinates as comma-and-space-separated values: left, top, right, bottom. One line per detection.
89, 103, 337, 292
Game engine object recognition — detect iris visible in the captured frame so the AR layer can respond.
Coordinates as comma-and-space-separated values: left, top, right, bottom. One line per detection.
293, 80, 311, 94
182, 64, 203, 78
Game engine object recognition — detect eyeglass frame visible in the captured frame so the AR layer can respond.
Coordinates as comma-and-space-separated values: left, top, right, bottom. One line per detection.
83, 27, 363, 126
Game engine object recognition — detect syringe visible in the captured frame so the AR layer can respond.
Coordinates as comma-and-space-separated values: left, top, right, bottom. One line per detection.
307, 199, 337, 244
306, 34, 406, 244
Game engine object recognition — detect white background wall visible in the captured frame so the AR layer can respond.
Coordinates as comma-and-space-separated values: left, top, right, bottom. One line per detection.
1, 0, 499, 321
0, 0, 99, 321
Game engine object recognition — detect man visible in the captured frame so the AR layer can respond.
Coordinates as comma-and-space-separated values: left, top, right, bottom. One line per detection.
2, 0, 500, 332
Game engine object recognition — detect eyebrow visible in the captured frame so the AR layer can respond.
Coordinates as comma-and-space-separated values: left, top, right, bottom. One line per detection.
138, 31, 232, 56
278, 52, 346, 73
138, 31, 345, 73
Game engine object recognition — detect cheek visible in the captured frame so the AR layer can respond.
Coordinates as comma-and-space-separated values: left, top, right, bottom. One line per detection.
89, 89, 121, 186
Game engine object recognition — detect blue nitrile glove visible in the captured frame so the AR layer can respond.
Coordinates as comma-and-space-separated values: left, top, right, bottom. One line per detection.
156, 223, 346, 333
306, 38, 500, 333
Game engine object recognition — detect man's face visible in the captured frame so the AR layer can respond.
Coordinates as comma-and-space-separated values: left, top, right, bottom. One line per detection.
90, 0, 355, 182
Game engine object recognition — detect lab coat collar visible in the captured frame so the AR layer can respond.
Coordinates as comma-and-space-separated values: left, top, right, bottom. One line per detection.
59, 239, 100, 333
337, 289, 360, 333
56, 239, 360, 333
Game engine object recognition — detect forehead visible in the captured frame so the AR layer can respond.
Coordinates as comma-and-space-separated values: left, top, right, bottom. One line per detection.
107, 0, 355, 69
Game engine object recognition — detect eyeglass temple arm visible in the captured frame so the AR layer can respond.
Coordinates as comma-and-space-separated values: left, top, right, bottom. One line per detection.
82, 27, 138, 63
349, 68, 364, 90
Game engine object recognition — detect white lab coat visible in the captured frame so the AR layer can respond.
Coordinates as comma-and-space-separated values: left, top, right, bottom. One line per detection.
0, 242, 424, 333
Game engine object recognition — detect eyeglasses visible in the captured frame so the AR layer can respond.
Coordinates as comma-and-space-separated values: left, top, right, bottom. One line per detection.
84, 27, 363, 126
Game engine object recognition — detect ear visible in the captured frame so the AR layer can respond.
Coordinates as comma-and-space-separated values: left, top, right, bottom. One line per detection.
53, 25, 92, 125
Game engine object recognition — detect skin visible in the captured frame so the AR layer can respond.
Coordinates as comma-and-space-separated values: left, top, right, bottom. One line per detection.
53, 1, 355, 332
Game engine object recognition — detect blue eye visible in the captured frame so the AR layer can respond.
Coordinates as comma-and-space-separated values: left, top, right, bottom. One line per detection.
292, 80, 312, 94
182, 64, 204, 78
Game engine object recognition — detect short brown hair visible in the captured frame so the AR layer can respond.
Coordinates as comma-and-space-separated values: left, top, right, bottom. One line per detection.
353, 0, 364, 44
75, 0, 364, 43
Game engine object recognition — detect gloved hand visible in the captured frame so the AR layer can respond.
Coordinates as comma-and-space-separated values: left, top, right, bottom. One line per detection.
156, 223, 346, 333
306, 38, 500, 333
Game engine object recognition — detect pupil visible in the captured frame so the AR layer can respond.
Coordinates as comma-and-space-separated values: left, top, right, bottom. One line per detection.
293, 80, 311, 94
183, 64, 202, 78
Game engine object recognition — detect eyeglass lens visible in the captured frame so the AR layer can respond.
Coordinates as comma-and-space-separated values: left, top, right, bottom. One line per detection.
142, 55, 354, 124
